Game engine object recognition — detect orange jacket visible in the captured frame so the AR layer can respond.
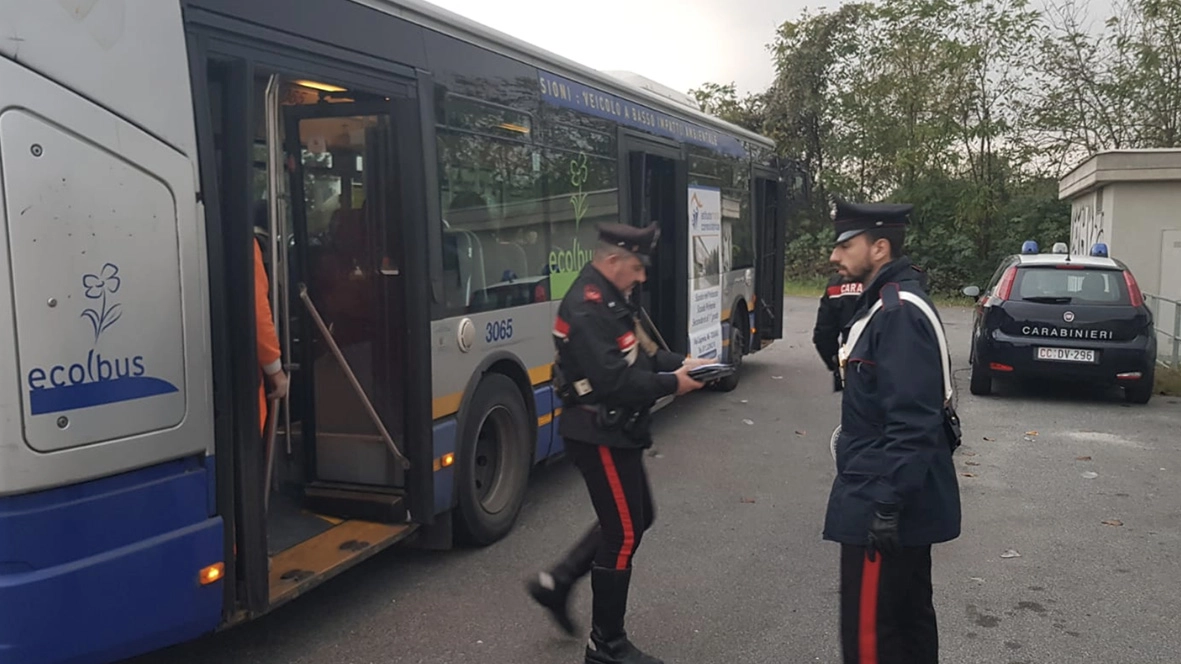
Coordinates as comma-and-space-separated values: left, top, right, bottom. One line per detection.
254, 238, 282, 432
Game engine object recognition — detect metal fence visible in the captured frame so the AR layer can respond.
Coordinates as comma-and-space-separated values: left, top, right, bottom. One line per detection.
1145, 293, 1181, 369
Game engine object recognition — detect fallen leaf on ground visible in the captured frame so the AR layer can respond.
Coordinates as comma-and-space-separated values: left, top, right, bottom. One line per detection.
1081, 471, 1099, 479
1076, 456, 1092, 461
969, 577, 985, 583
962, 451, 977, 456
1102, 519, 1123, 527
965, 460, 980, 466
1000, 549, 1022, 559
741, 497, 757, 504
794, 430, 806, 436
1025, 431, 1039, 436
982, 437, 995, 442
960, 472, 977, 478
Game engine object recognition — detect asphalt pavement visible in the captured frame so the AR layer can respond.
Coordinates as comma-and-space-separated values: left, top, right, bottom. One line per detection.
129, 296, 1181, 664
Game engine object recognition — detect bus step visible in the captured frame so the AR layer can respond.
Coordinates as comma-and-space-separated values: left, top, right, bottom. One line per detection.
302, 483, 407, 524
268, 519, 415, 609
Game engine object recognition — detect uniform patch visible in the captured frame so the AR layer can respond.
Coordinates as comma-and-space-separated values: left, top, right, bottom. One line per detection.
616, 331, 638, 365
584, 284, 602, 303
616, 331, 637, 351
827, 282, 863, 298
553, 316, 570, 339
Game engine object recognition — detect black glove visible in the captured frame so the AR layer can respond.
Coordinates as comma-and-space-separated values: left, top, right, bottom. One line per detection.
823, 354, 839, 373
867, 503, 900, 561
831, 367, 843, 392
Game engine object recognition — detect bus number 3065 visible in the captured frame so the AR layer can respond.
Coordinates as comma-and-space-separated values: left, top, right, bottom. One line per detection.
486, 318, 514, 343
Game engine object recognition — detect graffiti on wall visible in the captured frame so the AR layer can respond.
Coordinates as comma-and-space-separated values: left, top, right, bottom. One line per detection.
1070, 200, 1108, 256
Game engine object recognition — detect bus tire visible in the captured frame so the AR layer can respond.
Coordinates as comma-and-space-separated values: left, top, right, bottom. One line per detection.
710, 316, 746, 392
454, 373, 532, 546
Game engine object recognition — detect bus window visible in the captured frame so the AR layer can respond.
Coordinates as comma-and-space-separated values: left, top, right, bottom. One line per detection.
540, 111, 619, 301
436, 94, 547, 314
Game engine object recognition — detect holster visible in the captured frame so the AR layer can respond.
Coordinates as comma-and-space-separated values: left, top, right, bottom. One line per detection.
591, 404, 649, 439
943, 402, 962, 453
594, 405, 627, 430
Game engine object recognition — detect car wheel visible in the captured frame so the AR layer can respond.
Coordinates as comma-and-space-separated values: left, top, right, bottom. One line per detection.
1124, 366, 1155, 404
969, 360, 992, 396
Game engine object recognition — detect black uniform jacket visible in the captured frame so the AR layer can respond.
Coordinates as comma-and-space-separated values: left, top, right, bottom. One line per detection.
813, 267, 928, 372
822, 258, 962, 547
553, 263, 685, 449
812, 275, 863, 371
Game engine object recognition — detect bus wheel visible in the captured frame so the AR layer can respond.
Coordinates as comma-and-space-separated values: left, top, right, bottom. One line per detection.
455, 373, 532, 546
711, 317, 745, 392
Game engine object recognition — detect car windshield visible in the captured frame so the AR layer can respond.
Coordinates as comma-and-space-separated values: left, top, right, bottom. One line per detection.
1014, 267, 1129, 304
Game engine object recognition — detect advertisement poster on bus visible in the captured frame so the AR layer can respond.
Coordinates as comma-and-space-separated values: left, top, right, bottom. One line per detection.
688, 185, 722, 359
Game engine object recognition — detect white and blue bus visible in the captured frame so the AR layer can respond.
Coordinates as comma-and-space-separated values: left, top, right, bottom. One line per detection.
0, 2, 798, 662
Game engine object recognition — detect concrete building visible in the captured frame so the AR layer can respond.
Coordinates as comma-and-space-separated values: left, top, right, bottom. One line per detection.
1059, 148, 1181, 365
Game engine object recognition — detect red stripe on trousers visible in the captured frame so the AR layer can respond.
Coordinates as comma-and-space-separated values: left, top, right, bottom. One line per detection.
598, 445, 636, 570
859, 553, 882, 664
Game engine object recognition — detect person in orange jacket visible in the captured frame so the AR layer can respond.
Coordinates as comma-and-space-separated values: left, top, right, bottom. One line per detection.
254, 232, 287, 433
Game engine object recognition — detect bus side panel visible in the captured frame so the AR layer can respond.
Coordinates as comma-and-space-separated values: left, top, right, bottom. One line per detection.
431, 419, 458, 515
0, 458, 222, 664
533, 385, 555, 461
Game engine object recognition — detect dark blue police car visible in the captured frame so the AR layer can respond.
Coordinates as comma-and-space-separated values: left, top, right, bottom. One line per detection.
964, 241, 1158, 404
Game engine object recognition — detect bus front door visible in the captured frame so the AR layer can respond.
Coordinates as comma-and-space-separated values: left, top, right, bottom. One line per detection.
281, 96, 411, 527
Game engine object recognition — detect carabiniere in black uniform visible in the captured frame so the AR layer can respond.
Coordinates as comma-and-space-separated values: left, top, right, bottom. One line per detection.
814, 268, 929, 391
527, 222, 688, 664
813, 274, 863, 390
822, 199, 961, 664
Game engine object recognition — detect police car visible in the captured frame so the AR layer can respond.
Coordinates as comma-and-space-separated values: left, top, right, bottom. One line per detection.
963, 241, 1158, 404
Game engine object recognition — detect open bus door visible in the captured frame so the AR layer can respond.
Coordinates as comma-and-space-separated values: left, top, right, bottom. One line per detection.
753, 166, 787, 347
620, 132, 688, 354
196, 51, 431, 618
264, 72, 433, 608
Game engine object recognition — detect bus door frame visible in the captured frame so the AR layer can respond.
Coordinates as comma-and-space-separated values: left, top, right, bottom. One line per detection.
752, 165, 787, 344
182, 21, 434, 618
617, 130, 689, 354
282, 98, 404, 486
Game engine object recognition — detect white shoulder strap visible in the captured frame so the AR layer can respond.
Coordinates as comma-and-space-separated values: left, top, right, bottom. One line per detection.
897, 291, 954, 402
838, 291, 954, 402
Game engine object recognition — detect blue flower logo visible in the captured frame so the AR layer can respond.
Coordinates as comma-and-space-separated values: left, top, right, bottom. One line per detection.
81, 263, 122, 343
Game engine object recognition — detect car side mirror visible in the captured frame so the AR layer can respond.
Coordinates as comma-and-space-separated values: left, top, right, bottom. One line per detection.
962, 286, 981, 298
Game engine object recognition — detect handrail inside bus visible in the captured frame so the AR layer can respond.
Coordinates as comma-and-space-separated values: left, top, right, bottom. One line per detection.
298, 284, 411, 469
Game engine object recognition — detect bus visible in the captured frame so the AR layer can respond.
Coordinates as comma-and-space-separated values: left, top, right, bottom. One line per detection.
0, 2, 797, 663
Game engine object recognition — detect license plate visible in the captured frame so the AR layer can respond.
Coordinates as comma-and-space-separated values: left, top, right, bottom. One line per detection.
1035, 347, 1097, 363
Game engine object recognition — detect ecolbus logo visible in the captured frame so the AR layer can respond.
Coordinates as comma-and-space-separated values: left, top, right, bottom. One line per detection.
25, 263, 178, 416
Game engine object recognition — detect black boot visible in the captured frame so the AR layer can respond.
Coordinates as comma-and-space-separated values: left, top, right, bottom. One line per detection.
527, 525, 600, 635
585, 566, 663, 664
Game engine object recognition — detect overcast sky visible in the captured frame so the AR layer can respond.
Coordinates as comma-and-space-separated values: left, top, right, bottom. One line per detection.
425, 0, 1116, 99
425, 0, 793, 96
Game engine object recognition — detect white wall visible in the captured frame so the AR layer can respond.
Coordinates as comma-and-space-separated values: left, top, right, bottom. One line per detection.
1107, 182, 1181, 297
